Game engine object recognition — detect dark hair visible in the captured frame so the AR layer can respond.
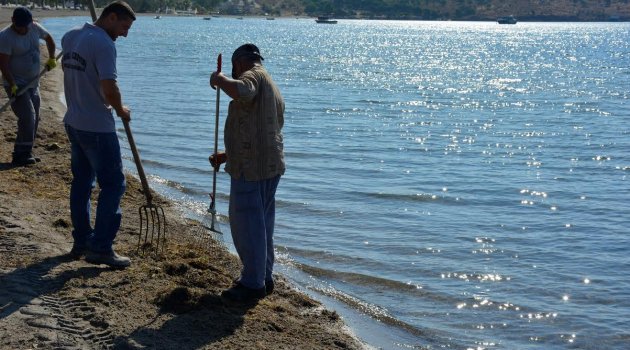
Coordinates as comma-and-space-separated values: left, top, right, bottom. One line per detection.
100, 1, 136, 21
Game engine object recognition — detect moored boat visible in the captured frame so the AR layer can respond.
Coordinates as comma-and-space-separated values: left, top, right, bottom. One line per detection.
315, 16, 338, 24
497, 15, 517, 24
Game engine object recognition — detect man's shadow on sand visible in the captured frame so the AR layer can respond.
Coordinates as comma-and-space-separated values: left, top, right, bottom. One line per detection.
113, 288, 255, 349
0, 254, 110, 320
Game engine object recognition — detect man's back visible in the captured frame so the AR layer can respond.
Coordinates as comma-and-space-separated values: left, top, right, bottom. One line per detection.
62, 23, 117, 132
225, 65, 285, 181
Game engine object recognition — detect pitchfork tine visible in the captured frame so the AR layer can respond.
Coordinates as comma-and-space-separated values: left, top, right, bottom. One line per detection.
124, 119, 168, 256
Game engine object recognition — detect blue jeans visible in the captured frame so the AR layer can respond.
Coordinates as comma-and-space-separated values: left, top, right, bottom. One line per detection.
229, 175, 280, 289
65, 124, 126, 253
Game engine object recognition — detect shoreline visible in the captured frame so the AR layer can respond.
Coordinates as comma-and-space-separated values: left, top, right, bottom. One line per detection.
0, 8, 367, 349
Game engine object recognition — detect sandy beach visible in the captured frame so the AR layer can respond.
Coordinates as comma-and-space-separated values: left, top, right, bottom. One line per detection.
0, 7, 365, 349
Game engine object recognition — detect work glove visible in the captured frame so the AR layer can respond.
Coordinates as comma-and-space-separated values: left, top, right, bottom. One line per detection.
45, 58, 57, 71
10, 84, 18, 97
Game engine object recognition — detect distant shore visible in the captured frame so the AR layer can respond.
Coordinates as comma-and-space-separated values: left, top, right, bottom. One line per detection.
0, 7, 367, 349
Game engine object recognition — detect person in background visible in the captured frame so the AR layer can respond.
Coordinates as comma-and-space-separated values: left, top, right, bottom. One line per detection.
209, 44, 285, 302
61, 1, 135, 268
0, 6, 56, 166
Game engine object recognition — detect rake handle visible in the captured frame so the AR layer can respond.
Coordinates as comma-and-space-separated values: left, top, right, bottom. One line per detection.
211, 54, 221, 210
122, 119, 153, 206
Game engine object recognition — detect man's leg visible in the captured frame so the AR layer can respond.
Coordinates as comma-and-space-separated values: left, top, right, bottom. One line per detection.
65, 124, 96, 250
229, 177, 268, 290
10, 88, 37, 164
90, 132, 126, 253
31, 88, 41, 147
262, 175, 280, 284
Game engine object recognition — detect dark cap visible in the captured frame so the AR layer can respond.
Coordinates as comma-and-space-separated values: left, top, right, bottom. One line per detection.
232, 43, 264, 62
13, 7, 33, 27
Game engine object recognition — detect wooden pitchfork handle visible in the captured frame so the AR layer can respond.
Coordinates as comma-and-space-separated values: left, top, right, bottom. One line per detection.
122, 119, 153, 206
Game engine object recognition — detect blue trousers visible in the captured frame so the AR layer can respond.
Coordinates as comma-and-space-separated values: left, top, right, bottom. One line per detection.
65, 124, 126, 253
229, 175, 280, 289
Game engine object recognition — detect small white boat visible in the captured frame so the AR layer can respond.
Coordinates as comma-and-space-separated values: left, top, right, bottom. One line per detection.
154, 15, 161, 19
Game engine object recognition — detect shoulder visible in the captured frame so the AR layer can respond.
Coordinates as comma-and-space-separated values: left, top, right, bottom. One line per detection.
0, 25, 10, 35
0, 26, 13, 40
242, 66, 269, 81
32, 21, 45, 30
64, 25, 113, 50
32, 21, 51, 37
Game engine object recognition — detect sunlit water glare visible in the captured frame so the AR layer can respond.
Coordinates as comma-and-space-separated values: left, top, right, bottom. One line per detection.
44, 17, 629, 349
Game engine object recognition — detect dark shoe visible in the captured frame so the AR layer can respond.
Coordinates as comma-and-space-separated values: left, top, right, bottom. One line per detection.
85, 250, 131, 268
265, 279, 274, 296
67, 245, 87, 260
221, 282, 266, 303
11, 156, 37, 166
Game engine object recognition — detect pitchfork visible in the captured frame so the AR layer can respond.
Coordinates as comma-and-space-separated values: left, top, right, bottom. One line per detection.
122, 120, 167, 256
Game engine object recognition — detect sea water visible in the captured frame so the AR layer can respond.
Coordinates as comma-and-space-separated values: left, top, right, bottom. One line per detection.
43, 17, 629, 349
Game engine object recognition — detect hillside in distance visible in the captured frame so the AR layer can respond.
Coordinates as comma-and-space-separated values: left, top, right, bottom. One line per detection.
207, 0, 630, 21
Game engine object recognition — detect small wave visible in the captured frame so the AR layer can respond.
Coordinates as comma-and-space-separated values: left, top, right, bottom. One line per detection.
363, 191, 463, 204
293, 260, 531, 313
313, 285, 431, 338
132, 173, 230, 203
294, 262, 455, 303
147, 175, 205, 196
121, 155, 213, 177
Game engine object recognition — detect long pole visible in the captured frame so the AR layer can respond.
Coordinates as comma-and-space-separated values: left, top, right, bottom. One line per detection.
209, 54, 222, 232
86, 0, 98, 22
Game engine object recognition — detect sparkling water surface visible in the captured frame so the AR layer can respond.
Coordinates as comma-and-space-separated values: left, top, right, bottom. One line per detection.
44, 17, 629, 349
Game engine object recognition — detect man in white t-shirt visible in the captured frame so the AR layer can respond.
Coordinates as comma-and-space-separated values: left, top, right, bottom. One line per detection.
0, 6, 57, 165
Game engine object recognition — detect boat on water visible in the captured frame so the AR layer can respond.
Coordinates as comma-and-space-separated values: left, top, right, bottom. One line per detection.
203, 17, 211, 20
497, 15, 517, 24
315, 16, 338, 24
154, 15, 161, 19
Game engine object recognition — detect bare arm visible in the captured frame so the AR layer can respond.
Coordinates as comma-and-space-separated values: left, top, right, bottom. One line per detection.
210, 72, 240, 99
43, 34, 56, 59
101, 79, 130, 121
0, 53, 15, 87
